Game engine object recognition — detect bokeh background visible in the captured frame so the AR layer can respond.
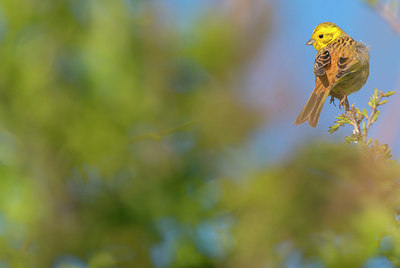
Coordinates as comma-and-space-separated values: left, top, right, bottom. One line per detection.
0, 0, 399, 267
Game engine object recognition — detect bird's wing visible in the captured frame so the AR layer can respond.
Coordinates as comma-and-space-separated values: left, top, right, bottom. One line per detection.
313, 49, 331, 88
314, 49, 331, 77
335, 49, 361, 82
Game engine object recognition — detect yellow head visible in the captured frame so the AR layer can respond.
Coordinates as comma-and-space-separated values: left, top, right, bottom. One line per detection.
306, 22, 347, 51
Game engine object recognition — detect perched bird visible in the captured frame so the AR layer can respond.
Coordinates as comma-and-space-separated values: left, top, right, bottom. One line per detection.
295, 22, 369, 127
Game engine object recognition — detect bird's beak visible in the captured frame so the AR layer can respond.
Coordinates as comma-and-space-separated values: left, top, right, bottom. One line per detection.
306, 38, 315, 45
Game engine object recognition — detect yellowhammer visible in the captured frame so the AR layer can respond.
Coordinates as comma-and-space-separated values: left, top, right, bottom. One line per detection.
295, 22, 369, 127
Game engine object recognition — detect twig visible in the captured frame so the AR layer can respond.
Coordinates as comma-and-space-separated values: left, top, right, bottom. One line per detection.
363, 92, 385, 143
329, 89, 395, 145
344, 105, 363, 137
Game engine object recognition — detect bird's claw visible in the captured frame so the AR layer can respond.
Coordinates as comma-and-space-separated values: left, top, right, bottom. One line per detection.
339, 94, 350, 111
329, 96, 336, 107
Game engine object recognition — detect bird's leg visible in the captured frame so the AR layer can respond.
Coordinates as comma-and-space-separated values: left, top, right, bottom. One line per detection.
339, 94, 350, 111
329, 96, 336, 107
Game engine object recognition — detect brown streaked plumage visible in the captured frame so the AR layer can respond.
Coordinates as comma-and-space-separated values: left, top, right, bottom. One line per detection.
295, 22, 369, 127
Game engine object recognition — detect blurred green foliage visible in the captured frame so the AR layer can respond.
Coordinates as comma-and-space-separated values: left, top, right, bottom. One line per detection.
0, 0, 269, 267
222, 142, 400, 267
0, 0, 397, 267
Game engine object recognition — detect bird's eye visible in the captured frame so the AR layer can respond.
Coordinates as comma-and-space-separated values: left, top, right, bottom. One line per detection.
319, 34, 324, 38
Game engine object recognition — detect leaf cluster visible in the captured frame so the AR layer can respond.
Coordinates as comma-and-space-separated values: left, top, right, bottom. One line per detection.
329, 89, 395, 161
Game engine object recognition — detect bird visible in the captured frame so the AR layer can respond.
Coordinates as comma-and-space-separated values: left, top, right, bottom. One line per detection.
295, 22, 369, 127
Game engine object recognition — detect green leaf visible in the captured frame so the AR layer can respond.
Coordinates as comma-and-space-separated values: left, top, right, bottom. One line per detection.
371, 110, 380, 123
378, 99, 388, 105
384, 91, 396, 97
362, 108, 368, 117
333, 115, 353, 126
329, 124, 340, 134
343, 118, 352, 125
344, 133, 362, 144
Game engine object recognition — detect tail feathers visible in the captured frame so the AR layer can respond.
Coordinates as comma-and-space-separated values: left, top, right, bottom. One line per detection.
295, 89, 330, 127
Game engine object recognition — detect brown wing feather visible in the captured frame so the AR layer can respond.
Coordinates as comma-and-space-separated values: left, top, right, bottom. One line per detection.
295, 44, 341, 127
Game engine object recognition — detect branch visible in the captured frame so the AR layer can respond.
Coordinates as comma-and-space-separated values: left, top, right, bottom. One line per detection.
344, 105, 363, 137
329, 89, 395, 161
329, 89, 395, 145
363, 91, 384, 143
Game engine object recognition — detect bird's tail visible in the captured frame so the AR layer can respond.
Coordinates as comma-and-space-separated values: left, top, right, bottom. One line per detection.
295, 88, 330, 128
